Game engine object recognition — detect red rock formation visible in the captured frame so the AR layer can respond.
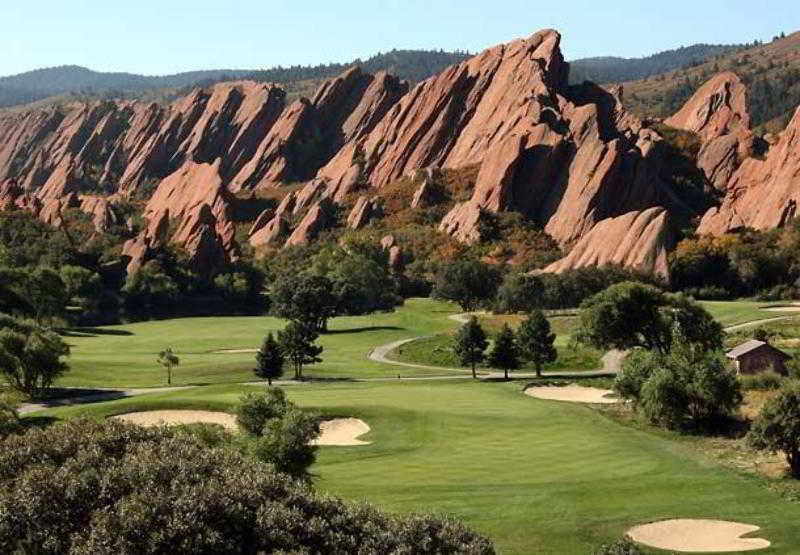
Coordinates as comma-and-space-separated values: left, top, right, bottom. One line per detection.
543, 208, 673, 277
665, 72, 752, 190
698, 106, 800, 235
665, 72, 750, 141
346, 195, 382, 229
133, 160, 238, 272
80, 195, 121, 231
285, 198, 337, 246
321, 30, 675, 269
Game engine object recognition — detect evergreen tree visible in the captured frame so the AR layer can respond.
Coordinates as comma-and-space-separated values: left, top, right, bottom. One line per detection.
277, 322, 323, 380
453, 316, 489, 379
488, 324, 520, 381
254, 332, 285, 386
517, 310, 557, 378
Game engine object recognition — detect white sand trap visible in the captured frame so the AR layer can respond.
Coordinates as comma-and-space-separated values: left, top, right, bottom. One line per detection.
763, 306, 800, 312
525, 384, 617, 404
628, 519, 770, 552
311, 418, 371, 446
113, 410, 237, 431
213, 348, 258, 354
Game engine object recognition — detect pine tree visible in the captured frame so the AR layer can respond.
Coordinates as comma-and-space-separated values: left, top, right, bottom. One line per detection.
517, 310, 557, 378
488, 324, 520, 381
254, 332, 285, 386
453, 316, 488, 379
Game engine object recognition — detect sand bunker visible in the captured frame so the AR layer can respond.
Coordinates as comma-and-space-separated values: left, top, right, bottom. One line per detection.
525, 384, 617, 404
113, 410, 237, 431
763, 306, 800, 312
627, 519, 770, 552
311, 418, 371, 446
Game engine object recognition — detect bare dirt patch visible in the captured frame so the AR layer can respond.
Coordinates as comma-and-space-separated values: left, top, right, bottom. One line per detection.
627, 519, 770, 552
112, 410, 237, 431
525, 384, 618, 404
311, 418, 371, 446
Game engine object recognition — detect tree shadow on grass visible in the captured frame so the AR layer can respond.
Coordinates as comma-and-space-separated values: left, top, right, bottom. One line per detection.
325, 326, 404, 335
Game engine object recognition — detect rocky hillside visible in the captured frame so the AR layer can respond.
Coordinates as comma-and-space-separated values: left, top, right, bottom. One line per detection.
621, 31, 800, 132
0, 28, 799, 284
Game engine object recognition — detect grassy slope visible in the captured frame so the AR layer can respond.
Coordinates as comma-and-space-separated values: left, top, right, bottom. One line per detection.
699, 300, 783, 327
58, 298, 467, 388
32, 380, 800, 554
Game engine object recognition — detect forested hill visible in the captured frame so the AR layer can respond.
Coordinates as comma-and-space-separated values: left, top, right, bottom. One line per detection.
620, 30, 800, 132
0, 49, 472, 110
569, 43, 745, 84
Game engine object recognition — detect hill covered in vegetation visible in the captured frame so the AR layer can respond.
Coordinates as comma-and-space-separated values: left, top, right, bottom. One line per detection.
0, 49, 471, 110
620, 31, 800, 131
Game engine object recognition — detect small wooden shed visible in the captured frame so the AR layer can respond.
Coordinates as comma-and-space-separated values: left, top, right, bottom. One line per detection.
725, 340, 792, 376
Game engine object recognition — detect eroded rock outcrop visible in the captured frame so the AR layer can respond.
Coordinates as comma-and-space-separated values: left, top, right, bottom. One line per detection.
543, 207, 673, 277
665, 72, 753, 191
284, 198, 338, 247
347, 195, 382, 229
698, 106, 800, 235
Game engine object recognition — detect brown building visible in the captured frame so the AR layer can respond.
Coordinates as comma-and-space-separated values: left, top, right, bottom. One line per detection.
725, 340, 792, 376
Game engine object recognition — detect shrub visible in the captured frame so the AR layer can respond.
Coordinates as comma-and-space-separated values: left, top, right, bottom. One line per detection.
748, 381, 800, 477
740, 370, 784, 391
0, 419, 494, 553
615, 348, 742, 431
235, 389, 290, 436
0, 402, 21, 439
253, 407, 320, 479
594, 537, 643, 555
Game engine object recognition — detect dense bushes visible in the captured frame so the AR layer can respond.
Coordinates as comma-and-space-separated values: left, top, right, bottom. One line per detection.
432, 259, 501, 311
747, 381, 800, 477
615, 348, 742, 431
494, 266, 661, 314
670, 225, 800, 300
0, 419, 493, 554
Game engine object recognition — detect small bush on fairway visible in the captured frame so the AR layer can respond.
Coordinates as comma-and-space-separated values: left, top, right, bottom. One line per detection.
235, 389, 290, 436
253, 407, 320, 479
0, 419, 494, 554
593, 537, 642, 554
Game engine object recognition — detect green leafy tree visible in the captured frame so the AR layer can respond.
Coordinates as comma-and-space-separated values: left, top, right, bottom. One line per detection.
488, 324, 520, 380
576, 282, 722, 356
235, 389, 290, 436
24, 267, 69, 323
453, 316, 488, 379
748, 382, 800, 477
271, 274, 338, 332
254, 332, 284, 386
432, 259, 501, 312
122, 260, 180, 317
157, 347, 179, 386
517, 310, 557, 378
253, 408, 321, 480
0, 315, 70, 396
277, 321, 323, 380
494, 273, 543, 314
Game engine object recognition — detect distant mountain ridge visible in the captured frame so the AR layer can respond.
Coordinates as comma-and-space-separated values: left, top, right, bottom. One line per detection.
0, 50, 472, 110
569, 43, 745, 84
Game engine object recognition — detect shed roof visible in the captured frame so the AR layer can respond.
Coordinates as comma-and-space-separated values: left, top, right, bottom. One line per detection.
726, 340, 791, 360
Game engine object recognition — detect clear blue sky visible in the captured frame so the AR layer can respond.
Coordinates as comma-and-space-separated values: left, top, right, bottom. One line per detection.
3, 0, 798, 76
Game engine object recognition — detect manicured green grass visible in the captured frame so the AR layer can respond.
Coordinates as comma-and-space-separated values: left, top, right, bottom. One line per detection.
389, 332, 603, 372
31, 380, 800, 554
57, 299, 469, 388
699, 300, 784, 327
